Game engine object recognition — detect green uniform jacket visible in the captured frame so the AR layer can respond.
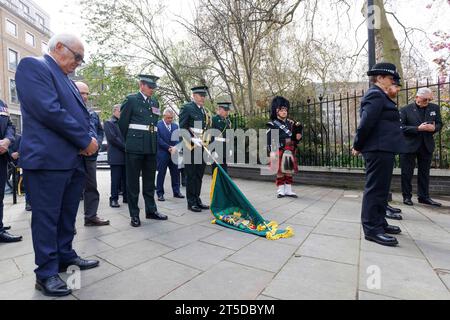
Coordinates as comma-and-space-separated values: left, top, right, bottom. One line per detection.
118, 93, 160, 155
211, 114, 232, 142
179, 101, 211, 148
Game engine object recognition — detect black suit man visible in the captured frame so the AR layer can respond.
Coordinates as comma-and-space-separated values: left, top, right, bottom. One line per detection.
104, 104, 127, 208
352, 63, 405, 247
400, 88, 443, 207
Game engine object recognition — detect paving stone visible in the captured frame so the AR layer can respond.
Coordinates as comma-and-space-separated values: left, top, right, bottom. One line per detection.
201, 229, 257, 251
73, 257, 200, 300
286, 212, 324, 228
73, 226, 119, 242
0, 276, 54, 300
0, 259, 22, 284
437, 270, 450, 291
359, 251, 450, 300
401, 221, 450, 244
13, 253, 36, 277
314, 219, 361, 240
0, 237, 34, 261
358, 291, 400, 300
256, 295, 279, 300
263, 257, 358, 300
163, 261, 274, 300
276, 224, 314, 248
150, 225, 218, 249
97, 240, 173, 270
164, 241, 234, 271
73, 239, 114, 257
296, 234, 360, 265
226, 239, 297, 273
361, 234, 425, 260
415, 240, 450, 270
60, 256, 122, 290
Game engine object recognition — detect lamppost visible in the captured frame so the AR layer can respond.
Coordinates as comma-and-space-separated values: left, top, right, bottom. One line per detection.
368, 0, 376, 72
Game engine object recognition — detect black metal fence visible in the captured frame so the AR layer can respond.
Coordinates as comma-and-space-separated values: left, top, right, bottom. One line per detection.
230, 78, 450, 169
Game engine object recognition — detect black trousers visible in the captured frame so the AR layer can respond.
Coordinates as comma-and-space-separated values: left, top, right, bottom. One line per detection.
184, 149, 206, 207
361, 152, 394, 237
126, 153, 157, 217
83, 160, 99, 220
400, 144, 433, 200
110, 165, 127, 202
0, 157, 7, 231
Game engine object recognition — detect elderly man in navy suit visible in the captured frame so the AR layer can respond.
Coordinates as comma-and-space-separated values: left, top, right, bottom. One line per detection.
15, 33, 100, 297
156, 109, 185, 202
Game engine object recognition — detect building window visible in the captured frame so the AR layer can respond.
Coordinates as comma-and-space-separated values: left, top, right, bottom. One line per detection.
42, 42, 48, 54
8, 49, 19, 71
6, 19, 17, 37
9, 79, 18, 104
20, 1, 30, 15
36, 14, 45, 26
9, 114, 21, 134
25, 32, 35, 47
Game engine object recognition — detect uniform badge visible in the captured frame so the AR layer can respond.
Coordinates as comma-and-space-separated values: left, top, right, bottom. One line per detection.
152, 107, 161, 115
430, 111, 436, 117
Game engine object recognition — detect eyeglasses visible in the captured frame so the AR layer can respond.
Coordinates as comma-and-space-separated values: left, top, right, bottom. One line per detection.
62, 43, 85, 64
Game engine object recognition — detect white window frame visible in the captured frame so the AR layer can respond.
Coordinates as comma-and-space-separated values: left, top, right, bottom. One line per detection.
9, 78, 19, 105
20, 1, 30, 15
8, 48, 19, 72
36, 13, 45, 26
25, 31, 35, 47
5, 19, 18, 38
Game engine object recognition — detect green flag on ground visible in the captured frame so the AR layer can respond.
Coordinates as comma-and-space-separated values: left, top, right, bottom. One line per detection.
210, 165, 294, 240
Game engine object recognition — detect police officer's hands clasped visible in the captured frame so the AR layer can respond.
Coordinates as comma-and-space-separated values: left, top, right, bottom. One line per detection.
0, 138, 11, 155
418, 122, 435, 133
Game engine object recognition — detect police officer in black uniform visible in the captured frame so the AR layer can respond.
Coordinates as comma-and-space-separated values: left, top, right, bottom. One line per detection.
119, 75, 168, 227
211, 102, 233, 173
400, 87, 443, 207
0, 99, 22, 243
179, 86, 211, 213
352, 63, 404, 247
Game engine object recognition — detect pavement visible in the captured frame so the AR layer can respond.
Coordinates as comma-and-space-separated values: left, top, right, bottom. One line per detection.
0, 169, 449, 300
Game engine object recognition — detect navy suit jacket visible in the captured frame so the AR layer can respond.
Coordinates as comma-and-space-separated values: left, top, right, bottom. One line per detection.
104, 116, 126, 166
15, 55, 92, 170
353, 85, 405, 154
157, 120, 179, 157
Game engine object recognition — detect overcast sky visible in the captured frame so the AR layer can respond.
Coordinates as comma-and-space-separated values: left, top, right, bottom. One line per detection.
34, 0, 449, 75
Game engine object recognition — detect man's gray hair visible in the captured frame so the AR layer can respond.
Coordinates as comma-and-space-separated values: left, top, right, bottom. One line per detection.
112, 104, 121, 112
163, 108, 175, 116
416, 88, 433, 97
48, 34, 82, 52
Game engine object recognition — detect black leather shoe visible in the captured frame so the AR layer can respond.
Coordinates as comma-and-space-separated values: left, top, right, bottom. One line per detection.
110, 199, 120, 208
365, 234, 398, 247
35, 275, 72, 297
174, 193, 185, 199
74, 228, 77, 235
3, 226, 11, 231
0, 231, 23, 243
384, 225, 402, 235
146, 212, 168, 220
386, 211, 403, 220
197, 203, 209, 210
386, 205, 401, 214
123, 198, 128, 204
59, 257, 100, 273
157, 195, 165, 202
418, 198, 442, 207
403, 199, 414, 206
25, 203, 32, 212
131, 217, 141, 227
188, 205, 202, 213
